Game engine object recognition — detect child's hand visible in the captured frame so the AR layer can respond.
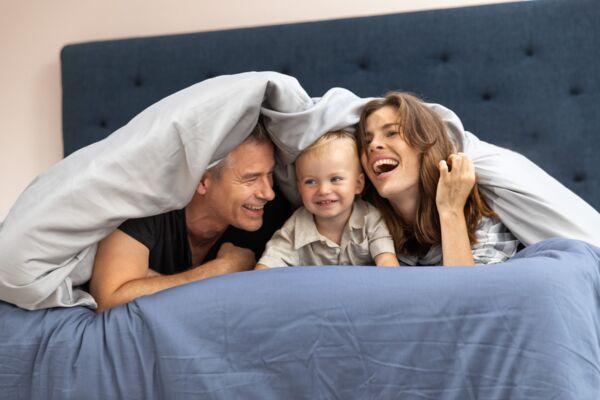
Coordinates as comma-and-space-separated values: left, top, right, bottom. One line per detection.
375, 252, 400, 267
435, 153, 476, 216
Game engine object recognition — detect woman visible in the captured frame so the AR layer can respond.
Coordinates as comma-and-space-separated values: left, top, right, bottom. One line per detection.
357, 92, 519, 266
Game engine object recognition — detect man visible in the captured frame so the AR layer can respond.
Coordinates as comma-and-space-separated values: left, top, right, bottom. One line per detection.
90, 123, 276, 312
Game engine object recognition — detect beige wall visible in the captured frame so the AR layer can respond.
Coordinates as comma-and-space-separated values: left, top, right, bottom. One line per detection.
0, 0, 517, 220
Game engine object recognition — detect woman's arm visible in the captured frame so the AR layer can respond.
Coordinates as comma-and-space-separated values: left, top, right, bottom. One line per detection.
436, 153, 476, 266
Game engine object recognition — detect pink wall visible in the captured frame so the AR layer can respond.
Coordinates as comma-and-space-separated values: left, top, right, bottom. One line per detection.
0, 0, 516, 220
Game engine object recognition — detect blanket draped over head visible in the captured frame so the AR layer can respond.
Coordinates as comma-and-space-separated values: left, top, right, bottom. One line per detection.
0, 72, 599, 310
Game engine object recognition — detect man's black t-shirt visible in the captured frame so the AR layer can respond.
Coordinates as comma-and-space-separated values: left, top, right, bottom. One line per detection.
119, 209, 194, 275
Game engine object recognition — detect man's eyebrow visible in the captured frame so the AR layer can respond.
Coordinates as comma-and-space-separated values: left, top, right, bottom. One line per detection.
241, 169, 273, 180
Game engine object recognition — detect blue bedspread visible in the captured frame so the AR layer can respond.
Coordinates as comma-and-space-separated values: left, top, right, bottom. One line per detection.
1, 238, 599, 399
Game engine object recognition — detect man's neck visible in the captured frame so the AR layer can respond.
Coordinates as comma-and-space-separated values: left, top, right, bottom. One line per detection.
185, 193, 228, 245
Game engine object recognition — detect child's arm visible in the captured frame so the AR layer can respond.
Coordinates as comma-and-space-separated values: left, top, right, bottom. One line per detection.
375, 252, 400, 267
254, 212, 299, 269
362, 200, 399, 267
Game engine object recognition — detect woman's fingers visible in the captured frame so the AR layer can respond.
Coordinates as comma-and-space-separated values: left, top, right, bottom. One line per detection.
446, 153, 475, 182
438, 159, 449, 178
436, 153, 476, 213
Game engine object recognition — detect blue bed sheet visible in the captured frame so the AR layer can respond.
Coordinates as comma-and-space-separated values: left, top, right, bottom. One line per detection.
1, 238, 599, 399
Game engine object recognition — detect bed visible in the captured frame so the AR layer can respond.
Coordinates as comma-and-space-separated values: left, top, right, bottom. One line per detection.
1, 0, 600, 398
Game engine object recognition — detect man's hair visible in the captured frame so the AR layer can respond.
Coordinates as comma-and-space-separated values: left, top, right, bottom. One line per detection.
210, 118, 271, 179
356, 92, 496, 256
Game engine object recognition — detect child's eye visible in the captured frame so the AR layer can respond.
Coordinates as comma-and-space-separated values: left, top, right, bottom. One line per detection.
331, 176, 343, 183
304, 179, 316, 186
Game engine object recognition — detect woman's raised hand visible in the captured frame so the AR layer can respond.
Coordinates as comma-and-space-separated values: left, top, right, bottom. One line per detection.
435, 153, 476, 216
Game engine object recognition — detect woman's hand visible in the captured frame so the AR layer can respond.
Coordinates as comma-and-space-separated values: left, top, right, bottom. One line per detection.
435, 153, 476, 266
436, 153, 476, 216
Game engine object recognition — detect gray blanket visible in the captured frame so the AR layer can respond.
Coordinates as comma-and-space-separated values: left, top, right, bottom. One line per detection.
0, 72, 598, 309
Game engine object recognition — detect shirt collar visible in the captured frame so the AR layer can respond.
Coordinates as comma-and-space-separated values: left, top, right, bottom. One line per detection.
293, 207, 326, 249
293, 199, 368, 250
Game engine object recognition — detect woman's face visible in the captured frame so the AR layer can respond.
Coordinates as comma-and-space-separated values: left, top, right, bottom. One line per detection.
360, 106, 421, 202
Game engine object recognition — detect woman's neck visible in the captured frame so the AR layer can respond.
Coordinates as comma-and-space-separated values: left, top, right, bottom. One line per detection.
388, 187, 420, 225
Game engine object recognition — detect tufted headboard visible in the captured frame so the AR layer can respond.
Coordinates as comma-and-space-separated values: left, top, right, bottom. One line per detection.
61, 0, 599, 211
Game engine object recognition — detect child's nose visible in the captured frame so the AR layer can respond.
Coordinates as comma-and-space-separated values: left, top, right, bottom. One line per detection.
317, 183, 331, 194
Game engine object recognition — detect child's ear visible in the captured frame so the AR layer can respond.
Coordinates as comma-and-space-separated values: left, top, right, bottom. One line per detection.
196, 172, 211, 195
356, 172, 365, 194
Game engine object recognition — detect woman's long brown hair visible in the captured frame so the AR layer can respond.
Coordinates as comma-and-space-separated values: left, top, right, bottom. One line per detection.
357, 92, 495, 256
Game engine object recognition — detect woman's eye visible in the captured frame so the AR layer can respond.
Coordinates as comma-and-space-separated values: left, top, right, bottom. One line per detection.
385, 131, 398, 137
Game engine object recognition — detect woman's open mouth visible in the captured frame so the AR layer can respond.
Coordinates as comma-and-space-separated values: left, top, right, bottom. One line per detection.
372, 159, 399, 176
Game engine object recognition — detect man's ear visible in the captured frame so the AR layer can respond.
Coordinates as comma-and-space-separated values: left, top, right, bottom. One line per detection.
356, 172, 365, 194
196, 173, 211, 195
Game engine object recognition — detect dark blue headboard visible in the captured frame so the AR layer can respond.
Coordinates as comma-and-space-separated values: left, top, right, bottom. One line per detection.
61, 0, 599, 210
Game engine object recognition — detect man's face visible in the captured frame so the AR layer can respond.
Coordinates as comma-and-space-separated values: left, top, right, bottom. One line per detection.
202, 140, 276, 231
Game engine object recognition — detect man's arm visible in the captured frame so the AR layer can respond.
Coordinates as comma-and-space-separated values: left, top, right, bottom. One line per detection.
90, 230, 255, 313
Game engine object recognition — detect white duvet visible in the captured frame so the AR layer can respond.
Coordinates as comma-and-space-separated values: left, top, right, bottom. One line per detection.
0, 72, 598, 310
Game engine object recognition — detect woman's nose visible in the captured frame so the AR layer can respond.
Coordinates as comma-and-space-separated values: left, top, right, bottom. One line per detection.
368, 139, 384, 152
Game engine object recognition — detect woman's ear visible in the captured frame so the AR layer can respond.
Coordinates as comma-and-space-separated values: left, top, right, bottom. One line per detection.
356, 172, 366, 194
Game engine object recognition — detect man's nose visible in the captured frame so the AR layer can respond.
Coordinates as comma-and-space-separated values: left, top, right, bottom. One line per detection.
257, 177, 275, 201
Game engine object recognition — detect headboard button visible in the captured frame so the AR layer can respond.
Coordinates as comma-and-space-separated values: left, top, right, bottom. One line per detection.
525, 47, 534, 57
482, 92, 493, 101
573, 172, 586, 182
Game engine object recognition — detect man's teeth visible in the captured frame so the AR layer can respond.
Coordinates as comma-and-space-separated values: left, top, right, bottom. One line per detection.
244, 205, 264, 210
373, 159, 399, 174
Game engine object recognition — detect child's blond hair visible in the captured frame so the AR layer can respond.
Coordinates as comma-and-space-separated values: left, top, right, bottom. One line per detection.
298, 130, 361, 172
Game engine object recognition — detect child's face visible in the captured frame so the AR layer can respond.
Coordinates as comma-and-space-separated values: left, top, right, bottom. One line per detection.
296, 140, 365, 223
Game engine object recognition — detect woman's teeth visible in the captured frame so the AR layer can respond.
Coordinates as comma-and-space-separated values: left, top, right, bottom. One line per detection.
373, 159, 399, 174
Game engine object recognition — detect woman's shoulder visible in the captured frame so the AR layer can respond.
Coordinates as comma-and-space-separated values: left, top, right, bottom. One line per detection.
475, 215, 520, 247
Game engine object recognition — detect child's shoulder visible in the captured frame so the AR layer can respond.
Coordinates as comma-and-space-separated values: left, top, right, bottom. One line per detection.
354, 198, 383, 217
282, 206, 314, 229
